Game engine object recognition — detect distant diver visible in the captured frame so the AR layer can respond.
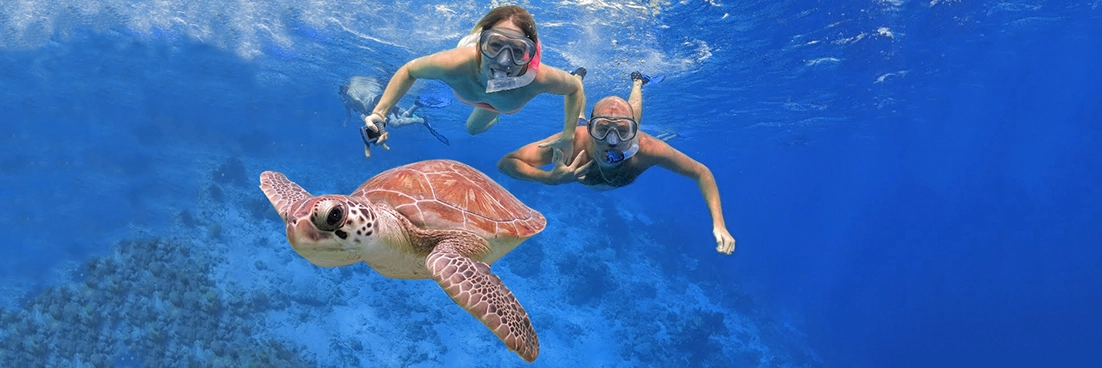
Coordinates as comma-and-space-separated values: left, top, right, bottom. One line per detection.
339, 76, 449, 145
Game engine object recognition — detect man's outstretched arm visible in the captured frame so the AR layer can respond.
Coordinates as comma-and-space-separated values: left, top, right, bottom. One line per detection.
499, 136, 556, 183
649, 140, 736, 255
499, 133, 591, 185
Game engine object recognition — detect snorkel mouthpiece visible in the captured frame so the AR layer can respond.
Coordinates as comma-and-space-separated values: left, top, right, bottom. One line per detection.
605, 150, 626, 164
603, 143, 640, 164
491, 68, 512, 79
486, 68, 535, 93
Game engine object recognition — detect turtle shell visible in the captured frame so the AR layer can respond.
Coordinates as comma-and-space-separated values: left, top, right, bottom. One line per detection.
351, 159, 546, 241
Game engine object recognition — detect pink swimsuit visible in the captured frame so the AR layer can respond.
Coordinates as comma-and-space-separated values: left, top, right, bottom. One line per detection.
454, 93, 523, 114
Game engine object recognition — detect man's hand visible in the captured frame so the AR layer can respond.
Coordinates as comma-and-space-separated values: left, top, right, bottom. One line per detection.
538, 135, 575, 164
713, 226, 735, 255
363, 113, 390, 158
545, 149, 591, 185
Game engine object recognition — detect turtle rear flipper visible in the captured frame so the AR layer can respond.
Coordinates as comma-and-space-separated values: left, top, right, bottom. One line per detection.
426, 235, 539, 362
259, 171, 313, 222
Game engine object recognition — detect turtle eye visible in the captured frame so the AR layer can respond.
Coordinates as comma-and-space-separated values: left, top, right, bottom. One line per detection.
313, 202, 345, 232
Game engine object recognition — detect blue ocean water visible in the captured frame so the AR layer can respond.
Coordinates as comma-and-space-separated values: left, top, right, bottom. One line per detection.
1, 0, 1099, 367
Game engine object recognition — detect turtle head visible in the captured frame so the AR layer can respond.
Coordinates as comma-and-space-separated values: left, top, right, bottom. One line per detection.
260, 171, 381, 268
281, 194, 381, 267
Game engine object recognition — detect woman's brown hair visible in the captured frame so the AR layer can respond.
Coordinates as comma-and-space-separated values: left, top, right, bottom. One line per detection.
472, 5, 539, 44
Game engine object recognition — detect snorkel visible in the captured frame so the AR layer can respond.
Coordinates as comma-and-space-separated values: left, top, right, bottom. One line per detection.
596, 132, 639, 166
485, 42, 540, 93
458, 29, 542, 93
587, 114, 640, 166
479, 28, 541, 93
604, 141, 640, 164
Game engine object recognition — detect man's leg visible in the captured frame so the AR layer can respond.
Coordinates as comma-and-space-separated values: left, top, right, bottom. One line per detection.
572, 68, 588, 120
629, 72, 649, 122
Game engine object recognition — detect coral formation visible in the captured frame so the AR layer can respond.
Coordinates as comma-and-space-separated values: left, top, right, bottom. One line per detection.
0, 237, 314, 367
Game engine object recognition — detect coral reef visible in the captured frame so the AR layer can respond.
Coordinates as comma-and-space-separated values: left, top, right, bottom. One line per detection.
0, 237, 314, 367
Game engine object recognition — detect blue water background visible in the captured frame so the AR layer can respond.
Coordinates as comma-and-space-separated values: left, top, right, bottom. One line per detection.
1, 0, 1100, 367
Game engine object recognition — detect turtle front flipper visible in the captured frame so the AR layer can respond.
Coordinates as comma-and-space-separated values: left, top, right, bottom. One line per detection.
426, 235, 539, 362
259, 171, 312, 222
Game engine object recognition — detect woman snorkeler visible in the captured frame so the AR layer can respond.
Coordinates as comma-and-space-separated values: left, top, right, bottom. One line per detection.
360, 5, 585, 159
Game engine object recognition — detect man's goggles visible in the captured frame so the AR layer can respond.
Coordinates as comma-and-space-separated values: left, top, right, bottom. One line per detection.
479, 28, 536, 66
588, 116, 638, 142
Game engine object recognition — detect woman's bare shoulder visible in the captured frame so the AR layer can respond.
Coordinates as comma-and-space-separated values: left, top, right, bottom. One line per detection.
411, 48, 478, 79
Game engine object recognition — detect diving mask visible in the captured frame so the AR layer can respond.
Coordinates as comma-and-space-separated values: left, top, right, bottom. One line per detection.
588, 116, 638, 143
589, 116, 640, 165
479, 28, 536, 66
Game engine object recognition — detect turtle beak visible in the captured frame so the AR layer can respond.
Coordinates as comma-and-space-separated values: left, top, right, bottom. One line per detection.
285, 217, 357, 268
287, 218, 327, 249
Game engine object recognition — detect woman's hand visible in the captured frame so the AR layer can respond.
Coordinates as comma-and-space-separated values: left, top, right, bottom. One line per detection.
538, 135, 574, 163
362, 112, 390, 158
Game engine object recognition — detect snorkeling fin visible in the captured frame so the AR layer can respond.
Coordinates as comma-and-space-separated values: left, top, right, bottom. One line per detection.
571, 67, 587, 79
631, 71, 665, 87
422, 117, 450, 145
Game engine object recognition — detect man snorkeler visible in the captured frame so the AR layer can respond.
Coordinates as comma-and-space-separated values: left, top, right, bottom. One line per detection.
498, 72, 736, 255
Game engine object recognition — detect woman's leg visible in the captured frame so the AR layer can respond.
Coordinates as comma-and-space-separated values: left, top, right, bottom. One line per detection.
466, 108, 501, 135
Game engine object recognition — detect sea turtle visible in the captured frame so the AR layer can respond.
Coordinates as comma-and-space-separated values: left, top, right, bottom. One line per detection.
259, 159, 544, 362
